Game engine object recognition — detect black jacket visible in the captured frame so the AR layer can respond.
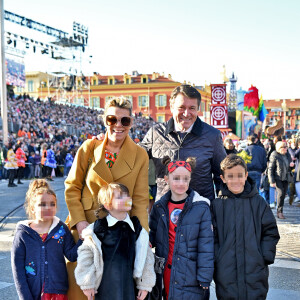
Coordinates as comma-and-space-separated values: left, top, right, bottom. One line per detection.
141, 117, 226, 201
211, 178, 280, 300
149, 189, 214, 300
268, 151, 292, 184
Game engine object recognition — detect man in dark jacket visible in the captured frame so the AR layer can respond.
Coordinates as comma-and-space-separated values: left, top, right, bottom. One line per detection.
246, 135, 267, 190
212, 154, 280, 300
141, 84, 226, 201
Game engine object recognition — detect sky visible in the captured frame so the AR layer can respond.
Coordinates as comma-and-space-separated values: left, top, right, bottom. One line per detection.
4, 0, 300, 99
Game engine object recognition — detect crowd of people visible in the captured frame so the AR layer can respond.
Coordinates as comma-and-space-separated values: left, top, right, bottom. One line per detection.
0, 94, 156, 185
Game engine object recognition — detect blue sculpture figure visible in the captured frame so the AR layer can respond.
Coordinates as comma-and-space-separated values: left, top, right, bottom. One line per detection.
237, 87, 252, 111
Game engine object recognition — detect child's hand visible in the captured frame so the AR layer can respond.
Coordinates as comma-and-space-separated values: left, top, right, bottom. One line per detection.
83, 288, 96, 300
76, 220, 89, 239
137, 290, 148, 300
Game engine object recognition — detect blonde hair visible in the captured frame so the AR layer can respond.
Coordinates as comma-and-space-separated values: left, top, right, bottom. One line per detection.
41, 143, 48, 150
25, 179, 57, 219
95, 183, 129, 217
276, 141, 286, 152
104, 97, 132, 116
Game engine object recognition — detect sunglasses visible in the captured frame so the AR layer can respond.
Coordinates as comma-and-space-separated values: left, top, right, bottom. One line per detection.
105, 115, 131, 127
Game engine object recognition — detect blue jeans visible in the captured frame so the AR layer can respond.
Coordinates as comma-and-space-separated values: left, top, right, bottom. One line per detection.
248, 171, 262, 191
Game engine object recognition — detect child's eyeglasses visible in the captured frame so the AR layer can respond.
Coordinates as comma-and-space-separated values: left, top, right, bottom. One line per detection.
105, 115, 131, 127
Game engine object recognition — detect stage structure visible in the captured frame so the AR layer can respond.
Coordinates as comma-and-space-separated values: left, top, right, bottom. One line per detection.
3, 10, 90, 104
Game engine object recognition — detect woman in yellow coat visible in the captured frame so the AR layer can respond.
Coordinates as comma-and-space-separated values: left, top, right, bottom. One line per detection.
65, 97, 149, 299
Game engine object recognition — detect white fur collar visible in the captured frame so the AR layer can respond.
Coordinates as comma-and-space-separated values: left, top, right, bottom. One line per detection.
192, 191, 210, 206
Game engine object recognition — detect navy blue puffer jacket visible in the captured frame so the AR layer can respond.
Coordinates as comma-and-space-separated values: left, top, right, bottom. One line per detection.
149, 189, 214, 300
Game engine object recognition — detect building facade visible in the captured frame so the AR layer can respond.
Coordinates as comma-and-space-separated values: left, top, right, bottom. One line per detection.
18, 71, 212, 123
264, 98, 300, 133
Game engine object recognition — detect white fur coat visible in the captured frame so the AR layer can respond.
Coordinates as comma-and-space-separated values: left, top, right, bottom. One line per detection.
75, 222, 156, 292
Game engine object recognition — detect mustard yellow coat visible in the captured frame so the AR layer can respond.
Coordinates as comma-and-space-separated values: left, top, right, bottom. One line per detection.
65, 134, 149, 232
65, 134, 149, 300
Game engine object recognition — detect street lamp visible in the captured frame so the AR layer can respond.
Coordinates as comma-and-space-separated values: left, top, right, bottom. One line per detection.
281, 99, 288, 137
40, 81, 46, 100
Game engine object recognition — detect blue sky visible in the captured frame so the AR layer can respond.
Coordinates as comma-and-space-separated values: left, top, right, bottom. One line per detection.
4, 0, 300, 99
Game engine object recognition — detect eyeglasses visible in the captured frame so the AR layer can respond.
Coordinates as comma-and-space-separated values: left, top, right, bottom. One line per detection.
105, 115, 131, 127
280, 146, 287, 149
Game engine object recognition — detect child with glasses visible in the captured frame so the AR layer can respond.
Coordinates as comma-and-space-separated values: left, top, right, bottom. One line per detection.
149, 156, 214, 300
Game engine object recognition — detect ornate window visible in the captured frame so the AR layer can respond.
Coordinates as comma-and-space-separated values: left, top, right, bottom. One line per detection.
141, 75, 148, 84
138, 95, 149, 107
155, 94, 167, 107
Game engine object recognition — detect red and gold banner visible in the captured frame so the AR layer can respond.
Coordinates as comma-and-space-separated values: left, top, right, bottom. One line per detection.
210, 84, 228, 129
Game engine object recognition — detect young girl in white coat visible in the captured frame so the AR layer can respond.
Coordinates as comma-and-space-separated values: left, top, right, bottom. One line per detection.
75, 182, 155, 300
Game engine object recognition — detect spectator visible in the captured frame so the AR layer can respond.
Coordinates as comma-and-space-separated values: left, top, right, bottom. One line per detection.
34, 150, 41, 178
28, 141, 36, 155
246, 135, 267, 191
224, 138, 237, 155
28, 152, 35, 179
44, 145, 57, 181
268, 141, 294, 219
64, 151, 74, 178
15, 142, 27, 184
4, 143, 18, 187
41, 143, 48, 178
288, 138, 300, 205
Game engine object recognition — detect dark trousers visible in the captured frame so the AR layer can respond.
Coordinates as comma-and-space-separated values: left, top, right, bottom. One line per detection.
264, 189, 270, 204
8, 169, 16, 185
29, 165, 35, 179
41, 165, 47, 178
17, 167, 24, 182
248, 171, 262, 191
275, 180, 288, 213
289, 182, 296, 204
46, 166, 53, 177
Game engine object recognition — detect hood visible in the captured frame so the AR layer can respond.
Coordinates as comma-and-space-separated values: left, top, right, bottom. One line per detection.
218, 176, 258, 199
